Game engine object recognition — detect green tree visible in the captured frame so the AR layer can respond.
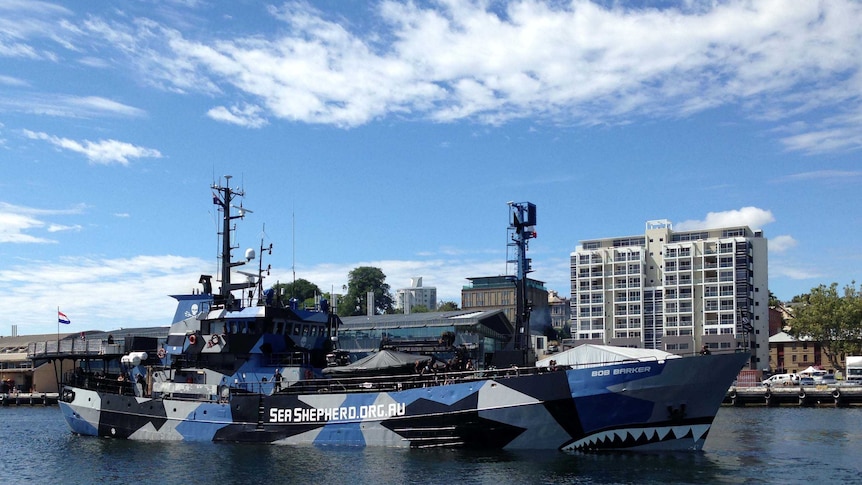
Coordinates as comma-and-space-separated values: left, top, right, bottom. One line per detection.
557, 324, 572, 340
437, 301, 459, 311
788, 282, 862, 371
409, 304, 430, 313
338, 266, 394, 317
273, 279, 321, 307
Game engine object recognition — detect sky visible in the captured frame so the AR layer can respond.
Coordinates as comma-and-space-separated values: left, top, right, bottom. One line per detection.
1, 0, 861, 335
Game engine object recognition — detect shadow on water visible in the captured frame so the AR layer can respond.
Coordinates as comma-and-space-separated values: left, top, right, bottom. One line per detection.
194, 442, 735, 485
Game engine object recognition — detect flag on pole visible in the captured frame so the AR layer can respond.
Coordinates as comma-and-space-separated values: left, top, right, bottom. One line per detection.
58, 311, 71, 325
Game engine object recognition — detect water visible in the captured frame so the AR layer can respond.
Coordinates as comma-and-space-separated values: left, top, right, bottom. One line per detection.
2, 406, 861, 484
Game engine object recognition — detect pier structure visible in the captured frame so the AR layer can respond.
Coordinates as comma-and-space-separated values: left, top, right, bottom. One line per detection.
0, 392, 59, 406
724, 385, 862, 407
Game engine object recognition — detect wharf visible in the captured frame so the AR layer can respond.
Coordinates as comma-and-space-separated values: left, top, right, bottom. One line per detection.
0, 392, 59, 406
724, 385, 862, 407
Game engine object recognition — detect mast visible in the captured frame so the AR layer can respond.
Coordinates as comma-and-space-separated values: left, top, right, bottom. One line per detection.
507, 202, 537, 354
212, 175, 255, 306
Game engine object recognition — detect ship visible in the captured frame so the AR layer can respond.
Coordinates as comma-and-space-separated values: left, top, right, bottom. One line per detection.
55, 176, 748, 451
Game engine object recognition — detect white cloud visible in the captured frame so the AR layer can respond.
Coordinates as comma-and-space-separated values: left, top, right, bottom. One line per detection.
281, 256, 507, 305
0, 202, 85, 244
66, 96, 147, 118
0, 211, 56, 243
207, 104, 268, 128
769, 235, 798, 253
675, 207, 775, 231
0, 254, 209, 334
0, 252, 510, 333
49, 0, 858, 149
776, 170, 862, 183
0, 94, 147, 119
769, 262, 824, 281
46, 223, 82, 233
22, 129, 162, 165
0, 1, 72, 60
0, 74, 28, 86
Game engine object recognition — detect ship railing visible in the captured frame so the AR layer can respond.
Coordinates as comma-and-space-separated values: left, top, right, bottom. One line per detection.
63, 370, 137, 396
284, 351, 737, 394
275, 365, 559, 395
265, 351, 309, 367
280, 355, 686, 395
28, 339, 124, 358
151, 381, 218, 401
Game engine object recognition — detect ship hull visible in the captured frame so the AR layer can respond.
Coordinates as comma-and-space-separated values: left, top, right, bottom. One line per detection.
59, 351, 747, 451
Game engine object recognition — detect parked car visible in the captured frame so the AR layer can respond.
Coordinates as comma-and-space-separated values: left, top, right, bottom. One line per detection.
813, 374, 837, 385
798, 377, 815, 386
762, 373, 798, 387
801, 369, 837, 385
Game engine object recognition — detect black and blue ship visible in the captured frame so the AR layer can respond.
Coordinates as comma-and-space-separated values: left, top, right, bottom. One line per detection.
58, 177, 747, 450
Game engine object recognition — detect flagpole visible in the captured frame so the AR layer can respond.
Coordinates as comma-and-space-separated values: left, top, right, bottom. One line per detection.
57, 306, 60, 355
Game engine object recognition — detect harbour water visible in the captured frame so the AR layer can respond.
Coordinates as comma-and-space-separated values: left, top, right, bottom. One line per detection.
2, 406, 860, 484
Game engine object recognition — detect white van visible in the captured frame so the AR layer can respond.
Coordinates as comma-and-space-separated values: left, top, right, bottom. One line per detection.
762, 373, 797, 387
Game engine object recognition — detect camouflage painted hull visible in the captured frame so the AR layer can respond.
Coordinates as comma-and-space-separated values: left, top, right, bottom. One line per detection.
59, 351, 746, 450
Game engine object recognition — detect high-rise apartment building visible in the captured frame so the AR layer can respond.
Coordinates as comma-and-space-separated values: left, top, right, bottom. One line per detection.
569, 219, 768, 369
395, 277, 437, 314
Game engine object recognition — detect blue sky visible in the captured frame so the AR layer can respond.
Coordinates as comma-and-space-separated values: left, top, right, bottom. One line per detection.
1, 0, 861, 335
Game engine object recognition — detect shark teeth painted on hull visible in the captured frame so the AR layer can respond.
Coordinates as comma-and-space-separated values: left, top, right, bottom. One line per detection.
563, 423, 711, 451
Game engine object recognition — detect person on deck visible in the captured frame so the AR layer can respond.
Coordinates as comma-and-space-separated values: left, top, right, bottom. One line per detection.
273, 369, 282, 392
